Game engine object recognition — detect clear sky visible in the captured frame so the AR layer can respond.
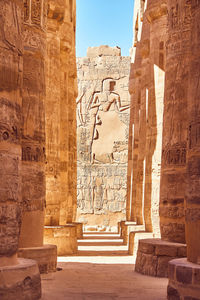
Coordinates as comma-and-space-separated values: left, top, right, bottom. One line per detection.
76, 0, 134, 58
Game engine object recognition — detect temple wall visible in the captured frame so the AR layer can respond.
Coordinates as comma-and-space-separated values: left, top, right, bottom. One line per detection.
76, 46, 130, 230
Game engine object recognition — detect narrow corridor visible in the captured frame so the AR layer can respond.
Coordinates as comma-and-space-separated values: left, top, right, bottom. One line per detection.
41, 233, 168, 300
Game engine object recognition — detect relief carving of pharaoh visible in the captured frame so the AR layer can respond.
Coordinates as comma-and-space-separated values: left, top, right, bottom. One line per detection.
77, 78, 129, 164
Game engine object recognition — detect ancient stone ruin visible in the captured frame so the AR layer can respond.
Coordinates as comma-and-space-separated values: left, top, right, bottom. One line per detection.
0, 0, 200, 299
76, 46, 130, 231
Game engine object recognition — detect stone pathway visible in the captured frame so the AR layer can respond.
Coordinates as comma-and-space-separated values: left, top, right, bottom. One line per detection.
41, 233, 168, 300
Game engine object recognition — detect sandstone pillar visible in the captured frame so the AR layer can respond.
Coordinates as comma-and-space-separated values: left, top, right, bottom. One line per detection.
159, 0, 189, 244
168, 2, 200, 299
185, 1, 200, 265
59, 0, 77, 226
0, 1, 41, 299
18, 0, 57, 274
123, 0, 150, 251
143, 0, 167, 235
44, 0, 80, 255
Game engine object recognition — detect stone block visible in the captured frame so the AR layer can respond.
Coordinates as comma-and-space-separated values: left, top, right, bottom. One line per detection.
177, 246, 187, 257
168, 261, 175, 280
157, 256, 173, 277
135, 251, 158, 277
155, 244, 178, 257
138, 240, 156, 254
176, 265, 193, 284
167, 285, 180, 300
167, 259, 200, 300
44, 225, 78, 256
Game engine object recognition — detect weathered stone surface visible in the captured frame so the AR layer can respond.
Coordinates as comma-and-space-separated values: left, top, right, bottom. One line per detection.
0, 258, 41, 300
19, 0, 47, 249
135, 239, 186, 278
87, 45, 121, 58
168, 259, 200, 300
76, 46, 130, 229
0, 0, 23, 261
159, 0, 190, 244
135, 251, 158, 276
185, 1, 200, 265
44, 225, 78, 256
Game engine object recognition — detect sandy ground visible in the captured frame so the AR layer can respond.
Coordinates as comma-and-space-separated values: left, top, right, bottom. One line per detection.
41, 233, 168, 300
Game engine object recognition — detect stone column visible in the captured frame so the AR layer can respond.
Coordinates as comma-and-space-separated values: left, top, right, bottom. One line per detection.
143, 0, 167, 236
168, 2, 200, 299
59, 0, 77, 226
44, 0, 80, 255
159, 0, 189, 245
18, 0, 57, 274
122, 0, 155, 251
45, 2, 62, 228
0, 1, 41, 299
127, 60, 142, 224
185, 1, 200, 265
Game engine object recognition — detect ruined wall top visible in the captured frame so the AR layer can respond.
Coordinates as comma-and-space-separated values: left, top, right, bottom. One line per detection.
86, 45, 121, 58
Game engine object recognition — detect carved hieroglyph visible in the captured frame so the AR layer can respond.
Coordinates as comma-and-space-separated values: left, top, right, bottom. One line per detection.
159, 0, 191, 243
77, 46, 130, 229
45, 0, 77, 226
0, 0, 23, 261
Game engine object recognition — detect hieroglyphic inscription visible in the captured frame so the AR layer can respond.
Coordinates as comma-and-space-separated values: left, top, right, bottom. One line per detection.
24, 0, 30, 22
31, 0, 42, 26
163, 145, 186, 166
22, 146, 45, 162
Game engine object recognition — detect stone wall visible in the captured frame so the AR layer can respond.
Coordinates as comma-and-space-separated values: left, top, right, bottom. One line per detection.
76, 46, 130, 230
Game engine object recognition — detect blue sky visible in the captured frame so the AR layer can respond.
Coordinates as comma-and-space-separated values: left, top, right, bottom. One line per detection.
76, 0, 134, 57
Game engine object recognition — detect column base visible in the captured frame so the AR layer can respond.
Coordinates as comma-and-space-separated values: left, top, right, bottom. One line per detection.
69, 222, 83, 239
135, 239, 187, 278
128, 231, 154, 257
18, 244, 57, 274
44, 225, 78, 256
120, 220, 144, 244
168, 258, 200, 300
0, 258, 41, 300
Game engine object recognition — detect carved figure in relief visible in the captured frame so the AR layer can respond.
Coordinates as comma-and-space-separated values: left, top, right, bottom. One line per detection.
87, 78, 129, 163
76, 89, 86, 127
